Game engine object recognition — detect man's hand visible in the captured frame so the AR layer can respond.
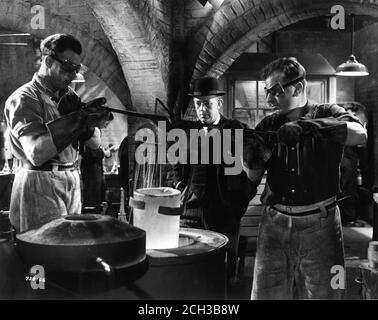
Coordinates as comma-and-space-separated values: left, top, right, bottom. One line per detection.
83, 97, 107, 112
243, 134, 272, 170
84, 127, 101, 149
81, 97, 113, 128
57, 91, 82, 115
373, 193, 378, 204
58, 94, 108, 118
109, 144, 119, 152
277, 122, 303, 146
279, 118, 351, 146
103, 147, 112, 158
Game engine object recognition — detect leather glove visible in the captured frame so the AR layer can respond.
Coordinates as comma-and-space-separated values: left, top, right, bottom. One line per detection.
57, 93, 109, 121
82, 108, 114, 129
76, 97, 113, 141
83, 97, 107, 113
57, 91, 82, 115
79, 127, 95, 142
82, 97, 114, 128
278, 119, 347, 146
277, 122, 303, 146
243, 134, 272, 169
296, 119, 347, 144
46, 111, 86, 153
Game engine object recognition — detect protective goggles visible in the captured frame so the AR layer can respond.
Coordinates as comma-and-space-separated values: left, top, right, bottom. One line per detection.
50, 54, 82, 73
264, 75, 305, 97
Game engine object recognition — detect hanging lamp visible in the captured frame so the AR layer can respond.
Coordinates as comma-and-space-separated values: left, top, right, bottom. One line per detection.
335, 14, 369, 76
0, 33, 30, 46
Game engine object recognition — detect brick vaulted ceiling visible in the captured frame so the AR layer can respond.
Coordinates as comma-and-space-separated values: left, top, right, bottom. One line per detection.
190, 0, 378, 81
0, 0, 171, 115
86, 0, 170, 114
3, 0, 378, 114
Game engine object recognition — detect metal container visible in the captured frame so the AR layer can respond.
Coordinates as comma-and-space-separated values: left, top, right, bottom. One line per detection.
359, 261, 378, 299
0, 211, 14, 243
368, 241, 378, 269
132, 228, 228, 300
16, 214, 146, 273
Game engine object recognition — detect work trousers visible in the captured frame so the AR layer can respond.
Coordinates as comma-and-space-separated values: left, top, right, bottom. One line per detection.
10, 168, 81, 232
251, 204, 345, 300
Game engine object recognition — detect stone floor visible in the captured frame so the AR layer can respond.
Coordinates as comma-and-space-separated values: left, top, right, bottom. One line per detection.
228, 222, 373, 300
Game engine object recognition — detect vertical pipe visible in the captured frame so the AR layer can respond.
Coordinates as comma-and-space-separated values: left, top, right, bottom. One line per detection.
351, 14, 355, 55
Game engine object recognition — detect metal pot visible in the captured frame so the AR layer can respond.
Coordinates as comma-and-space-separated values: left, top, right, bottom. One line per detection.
16, 214, 146, 274
0, 211, 14, 243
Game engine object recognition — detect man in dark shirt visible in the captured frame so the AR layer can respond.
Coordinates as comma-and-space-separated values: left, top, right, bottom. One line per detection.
338, 102, 369, 226
243, 57, 367, 299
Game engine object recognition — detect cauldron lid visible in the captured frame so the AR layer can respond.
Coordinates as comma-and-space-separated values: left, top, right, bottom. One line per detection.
16, 214, 145, 246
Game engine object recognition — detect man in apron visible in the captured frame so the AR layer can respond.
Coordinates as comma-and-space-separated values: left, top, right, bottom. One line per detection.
4, 33, 112, 232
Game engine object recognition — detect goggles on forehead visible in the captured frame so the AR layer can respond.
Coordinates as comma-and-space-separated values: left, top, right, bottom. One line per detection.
264, 75, 305, 97
49, 54, 82, 73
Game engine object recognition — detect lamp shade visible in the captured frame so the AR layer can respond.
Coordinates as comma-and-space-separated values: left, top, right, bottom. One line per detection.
335, 54, 369, 76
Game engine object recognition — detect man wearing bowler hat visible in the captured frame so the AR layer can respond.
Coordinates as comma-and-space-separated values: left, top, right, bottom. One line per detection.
173, 76, 258, 286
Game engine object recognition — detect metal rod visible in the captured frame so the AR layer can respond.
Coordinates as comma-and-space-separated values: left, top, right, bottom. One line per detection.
0, 33, 31, 37
104, 107, 170, 122
103, 107, 277, 136
213, 125, 277, 136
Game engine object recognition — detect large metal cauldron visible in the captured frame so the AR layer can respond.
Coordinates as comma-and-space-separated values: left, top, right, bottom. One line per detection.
133, 228, 229, 300
16, 214, 146, 273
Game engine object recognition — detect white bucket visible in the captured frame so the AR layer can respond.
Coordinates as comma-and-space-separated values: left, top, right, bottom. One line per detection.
131, 187, 181, 249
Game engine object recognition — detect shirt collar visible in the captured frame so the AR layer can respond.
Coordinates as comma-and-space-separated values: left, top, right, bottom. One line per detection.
282, 100, 310, 121
199, 113, 221, 130
32, 73, 56, 97
32, 73, 68, 101
213, 114, 221, 125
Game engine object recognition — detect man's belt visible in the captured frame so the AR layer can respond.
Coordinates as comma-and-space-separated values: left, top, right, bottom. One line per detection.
271, 196, 337, 216
22, 162, 77, 172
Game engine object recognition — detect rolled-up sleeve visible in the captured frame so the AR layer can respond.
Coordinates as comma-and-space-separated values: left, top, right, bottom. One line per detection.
5, 90, 58, 166
325, 104, 361, 124
7, 93, 48, 138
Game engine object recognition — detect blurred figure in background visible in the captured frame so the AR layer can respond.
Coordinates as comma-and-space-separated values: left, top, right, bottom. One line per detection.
338, 102, 369, 227
80, 119, 117, 212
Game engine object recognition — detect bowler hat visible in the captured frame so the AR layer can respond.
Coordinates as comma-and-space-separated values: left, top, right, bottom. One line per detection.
189, 77, 225, 97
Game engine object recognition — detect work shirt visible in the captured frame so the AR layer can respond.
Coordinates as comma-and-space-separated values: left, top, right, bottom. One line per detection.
4, 73, 78, 165
256, 100, 361, 206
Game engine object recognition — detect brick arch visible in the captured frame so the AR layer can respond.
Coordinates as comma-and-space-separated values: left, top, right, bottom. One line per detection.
86, 0, 168, 114
0, 0, 132, 110
191, 0, 378, 80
